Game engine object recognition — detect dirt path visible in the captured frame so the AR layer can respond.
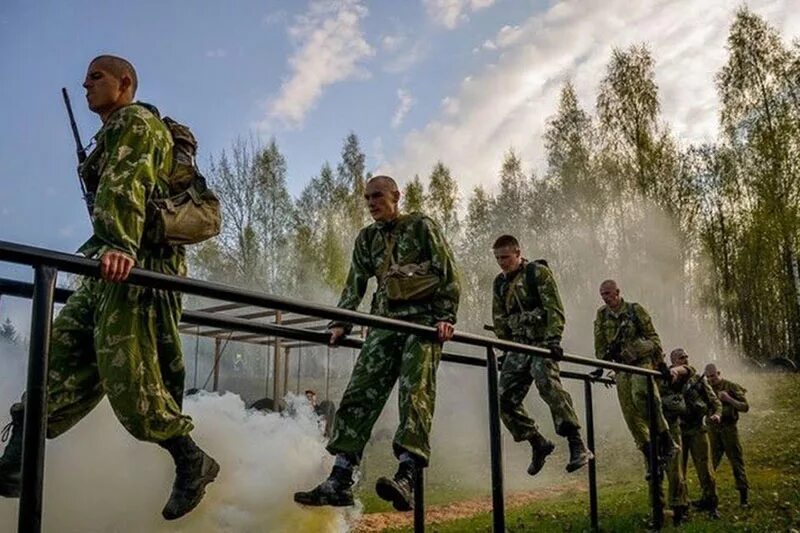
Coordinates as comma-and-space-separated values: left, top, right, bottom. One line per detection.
355, 480, 587, 532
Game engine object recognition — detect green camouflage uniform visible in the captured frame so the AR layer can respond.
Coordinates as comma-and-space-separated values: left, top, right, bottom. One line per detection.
594, 300, 669, 449
659, 366, 696, 510
492, 260, 580, 440
680, 367, 722, 505
46, 104, 193, 443
326, 213, 460, 465
709, 378, 749, 492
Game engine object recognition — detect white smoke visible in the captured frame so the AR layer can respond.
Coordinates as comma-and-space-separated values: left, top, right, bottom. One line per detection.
0, 339, 360, 533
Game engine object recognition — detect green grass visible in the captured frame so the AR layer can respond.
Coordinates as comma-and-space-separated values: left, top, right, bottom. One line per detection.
381, 373, 800, 532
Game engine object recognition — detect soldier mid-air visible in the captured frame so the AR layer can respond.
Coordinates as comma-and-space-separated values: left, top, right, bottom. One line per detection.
0, 55, 218, 520
491, 235, 592, 476
294, 175, 460, 512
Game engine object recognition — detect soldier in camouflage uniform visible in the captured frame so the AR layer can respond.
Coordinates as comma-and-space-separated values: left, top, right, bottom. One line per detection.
667, 349, 722, 519
294, 175, 460, 512
658, 354, 691, 526
593, 280, 679, 478
705, 363, 750, 508
0, 56, 217, 520
491, 235, 592, 476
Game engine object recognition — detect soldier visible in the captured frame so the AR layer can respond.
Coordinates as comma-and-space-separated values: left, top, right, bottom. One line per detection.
705, 363, 750, 507
593, 280, 680, 478
658, 356, 691, 526
491, 235, 591, 475
294, 175, 460, 511
669, 349, 722, 519
0, 55, 218, 520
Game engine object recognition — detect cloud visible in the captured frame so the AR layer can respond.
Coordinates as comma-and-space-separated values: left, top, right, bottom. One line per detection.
386, 0, 800, 190
266, 0, 374, 128
392, 89, 416, 128
205, 49, 227, 58
383, 39, 428, 74
482, 39, 497, 50
423, 0, 496, 29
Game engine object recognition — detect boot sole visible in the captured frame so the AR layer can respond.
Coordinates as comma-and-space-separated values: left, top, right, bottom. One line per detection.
565, 450, 594, 473
527, 442, 555, 476
375, 477, 412, 512
162, 457, 220, 521
293, 493, 355, 507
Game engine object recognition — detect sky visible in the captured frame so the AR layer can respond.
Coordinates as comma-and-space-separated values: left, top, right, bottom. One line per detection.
1, 0, 799, 320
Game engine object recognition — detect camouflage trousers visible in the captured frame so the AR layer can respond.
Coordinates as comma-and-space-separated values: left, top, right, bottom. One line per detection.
45, 253, 193, 443
327, 328, 442, 466
498, 349, 580, 441
615, 362, 669, 449
682, 425, 717, 503
710, 424, 748, 491
664, 419, 687, 509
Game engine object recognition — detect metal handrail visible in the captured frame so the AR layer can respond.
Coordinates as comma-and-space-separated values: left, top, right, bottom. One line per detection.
0, 239, 664, 532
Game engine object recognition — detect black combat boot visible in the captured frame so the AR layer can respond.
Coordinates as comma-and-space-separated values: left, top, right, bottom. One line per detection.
565, 435, 593, 473
0, 403, 24, 498
159, 435, 220, 520
294, 465, 355, 507
672, 505, 689, 527
739, 488, 749, 508
375, 460, 415, 511
527, 433, 555, 476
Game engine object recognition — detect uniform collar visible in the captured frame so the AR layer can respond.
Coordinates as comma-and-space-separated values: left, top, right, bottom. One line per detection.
606, 299, 627, 317
502, 258, 527, 280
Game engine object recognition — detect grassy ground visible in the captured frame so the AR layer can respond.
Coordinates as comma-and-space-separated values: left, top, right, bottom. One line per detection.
377, 373, 800, 532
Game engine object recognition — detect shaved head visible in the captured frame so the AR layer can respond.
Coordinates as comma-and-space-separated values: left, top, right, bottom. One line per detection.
599, 279, 622, 309
367, 174, 399, 192
600, 279, 618, 291
670, 348, 688, 364
705, 363, 718, 375
90, 55, 138, 96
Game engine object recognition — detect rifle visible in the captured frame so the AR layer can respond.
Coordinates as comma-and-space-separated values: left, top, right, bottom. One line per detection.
61, 88, 94, 216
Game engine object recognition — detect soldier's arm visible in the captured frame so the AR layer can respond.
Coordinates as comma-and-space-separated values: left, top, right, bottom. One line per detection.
329, 229, 372, 333
594, 309, 608, 360
633, 303, 663, 354
535, 264, 565, 343
492, 283, 512, 341
727, 383, 749, 412
425, 218, 460, 324
703, 377, 723, 416
92, 107, 163, 258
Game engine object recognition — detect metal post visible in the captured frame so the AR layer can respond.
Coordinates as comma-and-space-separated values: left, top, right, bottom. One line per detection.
325, 346, 331, 401
584, 380, 598, 532
18, 265, 57, 533
282, 345, 290, 399
296, 346, 302, 394
646, 376, 663, 530
485, 346, 505, 532
212, 337, 221, 392
413, 464, 425, 533
272, 312, 283, 407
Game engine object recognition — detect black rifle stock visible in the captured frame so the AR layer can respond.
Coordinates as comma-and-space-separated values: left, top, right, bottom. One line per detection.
61, 87, 94, 216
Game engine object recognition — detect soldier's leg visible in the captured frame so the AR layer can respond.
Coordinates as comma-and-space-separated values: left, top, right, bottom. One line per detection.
616, 372, 649, 449
666, 422, 687, 522
154, 285, 186, 409
46, 279, 106, 438
722, 426, 748, 493
327, 329, 403, 459
630, 371, 669, 435
709, 429, 725, 469
94, 282, 194, 442
690, 430, 718, 504
529, 356, 580, 436
498, 352, 538, 441
393, 333, 442, 465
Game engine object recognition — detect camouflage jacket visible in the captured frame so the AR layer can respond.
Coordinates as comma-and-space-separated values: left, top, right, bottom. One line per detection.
711, 378, 749, 426
594, 300, 662, 363
492, 260, 565, 344
77, 103, 175, 261
660, 365, 722, 428
332, 212, 460, 331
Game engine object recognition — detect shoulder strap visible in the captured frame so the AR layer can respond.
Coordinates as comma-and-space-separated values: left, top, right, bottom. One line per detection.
627, 303, 645, 336
378, 232, 397, 279
524, 261, 544, 311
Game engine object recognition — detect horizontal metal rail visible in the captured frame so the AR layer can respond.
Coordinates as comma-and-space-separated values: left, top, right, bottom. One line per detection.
0, 240, 657, 377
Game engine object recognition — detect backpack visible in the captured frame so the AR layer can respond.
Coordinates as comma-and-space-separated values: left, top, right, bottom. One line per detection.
139, 104, 222, 246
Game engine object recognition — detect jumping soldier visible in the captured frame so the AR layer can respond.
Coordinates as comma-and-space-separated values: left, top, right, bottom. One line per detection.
491, 235, 592, 476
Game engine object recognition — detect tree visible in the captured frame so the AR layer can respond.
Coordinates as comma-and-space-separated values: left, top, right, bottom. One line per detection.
427, 161, 460, 238
337, 133, 368, 230
403, 174, 425, 213
0, 318, 18, 344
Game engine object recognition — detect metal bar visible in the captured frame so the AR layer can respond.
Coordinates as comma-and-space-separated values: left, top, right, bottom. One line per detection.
325, 346, 331, 401
212, 337, 221, 392
646, 376, 663, 530
18, 265, 57, 533
0, 241, 658, 377
414, 464, 425, 533
584, 380, 598, 532
485, 346, 505, 532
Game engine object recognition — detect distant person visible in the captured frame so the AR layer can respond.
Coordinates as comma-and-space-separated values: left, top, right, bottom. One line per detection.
306, 389, 335, 438
669, 349, 722, 519
294, 175, 460, 511
491, 235, 591, 476
705, 363, 750, 507
0, 55, 218, 519
593, 280, 680, 478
